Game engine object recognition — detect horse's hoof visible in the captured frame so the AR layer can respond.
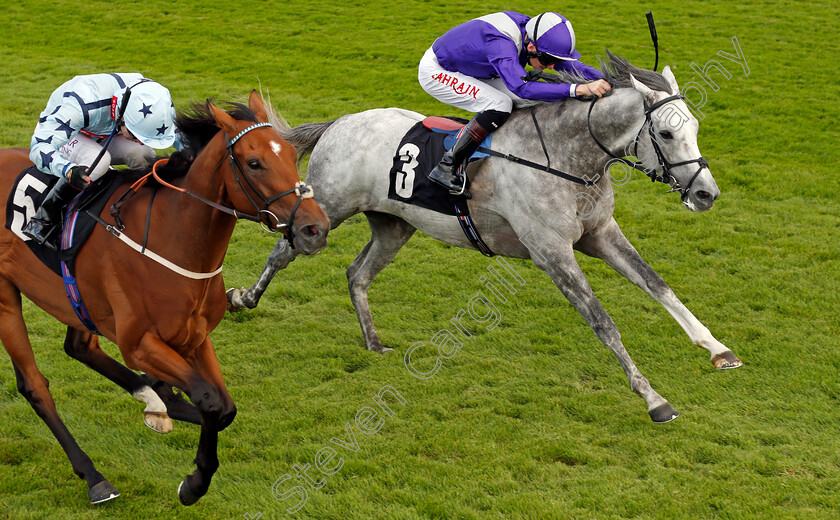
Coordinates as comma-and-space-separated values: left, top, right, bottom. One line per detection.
226, 288, 242, 311
368, 341, 393, 354
144, 411, 174, 434
227, 287, 257, 310
89, 480, 120, 504
712, 351, 743, 369
177, 480, 201, 506
649, 403, 679, 423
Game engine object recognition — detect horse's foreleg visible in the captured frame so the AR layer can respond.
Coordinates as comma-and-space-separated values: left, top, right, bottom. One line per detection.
62, 327, 177, 433
227, 237, 299, 310
347, 212, 416, 353
530, 242, 677, 422
184, 337, 236, 430
178, 415, 220, 506
0, 281, 118, 503
179, 336, 235, 505
127, 333, 232, 505
577, 219, 742, 369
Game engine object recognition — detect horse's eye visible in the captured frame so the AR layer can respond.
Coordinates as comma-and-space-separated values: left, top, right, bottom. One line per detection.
247, 160, 262, 170
658, 130, 674, 140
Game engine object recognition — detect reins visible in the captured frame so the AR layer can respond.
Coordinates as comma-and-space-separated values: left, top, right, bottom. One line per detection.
476, 106, 596, 187
98, 121, 315, 278
112, 122, 314, 233
150, 157, 262, 222
474, 93, 708, 200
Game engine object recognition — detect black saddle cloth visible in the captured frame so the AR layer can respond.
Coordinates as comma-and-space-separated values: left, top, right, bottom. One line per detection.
387, 119, 491, 216
5, 167, 127, 276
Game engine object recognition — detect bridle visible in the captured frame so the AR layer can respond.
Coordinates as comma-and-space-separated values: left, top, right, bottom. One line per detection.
587, 93, 709, 201
220, 122, 314, 244
112, 121, 315, 247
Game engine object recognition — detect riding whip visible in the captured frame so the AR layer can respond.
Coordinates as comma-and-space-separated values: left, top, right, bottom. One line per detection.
646, 11, 659, 72
83, 86, 133, 178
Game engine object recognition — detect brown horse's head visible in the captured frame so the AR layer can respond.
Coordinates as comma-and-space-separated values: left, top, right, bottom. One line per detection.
205, 91, 329, 254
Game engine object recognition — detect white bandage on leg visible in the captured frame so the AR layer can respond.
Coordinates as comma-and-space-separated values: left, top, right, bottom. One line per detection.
132, 385, 167, 414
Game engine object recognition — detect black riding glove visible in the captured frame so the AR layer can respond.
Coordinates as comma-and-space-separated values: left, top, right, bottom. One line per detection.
66, 165, 91, 190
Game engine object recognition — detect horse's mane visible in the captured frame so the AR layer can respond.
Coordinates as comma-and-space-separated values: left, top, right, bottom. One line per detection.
175, 101, 259, 152
523, 49, 673, 98
154, 101, 265, 180
258, 90, 291, 133
598, 50, 673, 93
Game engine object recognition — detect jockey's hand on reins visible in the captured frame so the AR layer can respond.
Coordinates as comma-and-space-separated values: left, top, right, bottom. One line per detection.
67, 165, 91, 189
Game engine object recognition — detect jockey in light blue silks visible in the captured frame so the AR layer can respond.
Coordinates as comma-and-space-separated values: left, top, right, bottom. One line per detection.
24, 73, 178, 248
419, 11, 612, 193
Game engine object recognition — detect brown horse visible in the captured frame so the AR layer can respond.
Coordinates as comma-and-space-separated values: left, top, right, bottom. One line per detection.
0, 91, 329, 504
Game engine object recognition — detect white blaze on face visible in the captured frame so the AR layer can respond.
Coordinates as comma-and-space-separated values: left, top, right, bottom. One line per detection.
270, 140, 283, 157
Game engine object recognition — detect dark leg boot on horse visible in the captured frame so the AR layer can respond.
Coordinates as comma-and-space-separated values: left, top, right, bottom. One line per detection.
428, 110, 509, 197
22, 176, 81, 251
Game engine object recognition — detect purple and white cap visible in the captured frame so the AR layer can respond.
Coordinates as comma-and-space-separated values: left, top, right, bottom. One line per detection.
526, 12, 580, 61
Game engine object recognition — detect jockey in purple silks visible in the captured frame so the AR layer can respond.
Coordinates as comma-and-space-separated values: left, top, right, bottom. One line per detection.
419, 11, 612, 193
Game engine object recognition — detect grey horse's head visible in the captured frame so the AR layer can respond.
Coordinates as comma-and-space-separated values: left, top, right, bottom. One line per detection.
628, 67, 719, 212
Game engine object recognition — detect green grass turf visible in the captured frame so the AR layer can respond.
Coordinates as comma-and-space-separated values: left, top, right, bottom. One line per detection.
0, 0, 838, 518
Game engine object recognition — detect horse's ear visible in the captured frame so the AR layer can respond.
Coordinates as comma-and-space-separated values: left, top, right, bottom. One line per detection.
249, 90, 268, 123
629, 74, 655, 103
208, 101, 236, 133
661, 66, 680, 93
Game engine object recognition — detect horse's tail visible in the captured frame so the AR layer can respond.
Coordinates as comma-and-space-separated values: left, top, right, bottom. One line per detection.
278, 121, 336, 166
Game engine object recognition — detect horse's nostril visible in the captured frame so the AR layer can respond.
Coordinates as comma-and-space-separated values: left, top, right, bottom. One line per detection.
304, 225, 320, 237
697, 190, 711, 201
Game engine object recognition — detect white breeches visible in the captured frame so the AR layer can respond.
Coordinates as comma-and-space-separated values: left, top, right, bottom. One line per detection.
418, 47, 540, 114
59, 134, 157, 181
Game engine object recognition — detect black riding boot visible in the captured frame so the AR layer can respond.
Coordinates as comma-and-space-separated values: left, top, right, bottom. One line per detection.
428, 117, 490, 194
428, 111, 506, 194
22, 177, 81, 250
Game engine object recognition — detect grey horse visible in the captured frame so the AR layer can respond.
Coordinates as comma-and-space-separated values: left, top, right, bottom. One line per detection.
228, 54, 742, 422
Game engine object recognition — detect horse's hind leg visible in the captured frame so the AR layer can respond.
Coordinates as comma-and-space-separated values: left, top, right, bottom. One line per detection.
576, 219, 742, 369
0, 281, 118, 503
227, 237, 299, 310
62, 327, 201, 432
347, 211, 416, 353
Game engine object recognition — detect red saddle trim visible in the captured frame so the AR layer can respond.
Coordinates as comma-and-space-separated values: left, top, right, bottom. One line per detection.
422, 116, 465, 132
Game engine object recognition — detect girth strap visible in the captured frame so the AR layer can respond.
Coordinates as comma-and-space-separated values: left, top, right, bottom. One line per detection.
453, 200, 494, 257
60, 198, 101, 335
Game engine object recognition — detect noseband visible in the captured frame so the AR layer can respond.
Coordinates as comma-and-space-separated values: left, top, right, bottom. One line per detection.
587, 93, 708, 201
